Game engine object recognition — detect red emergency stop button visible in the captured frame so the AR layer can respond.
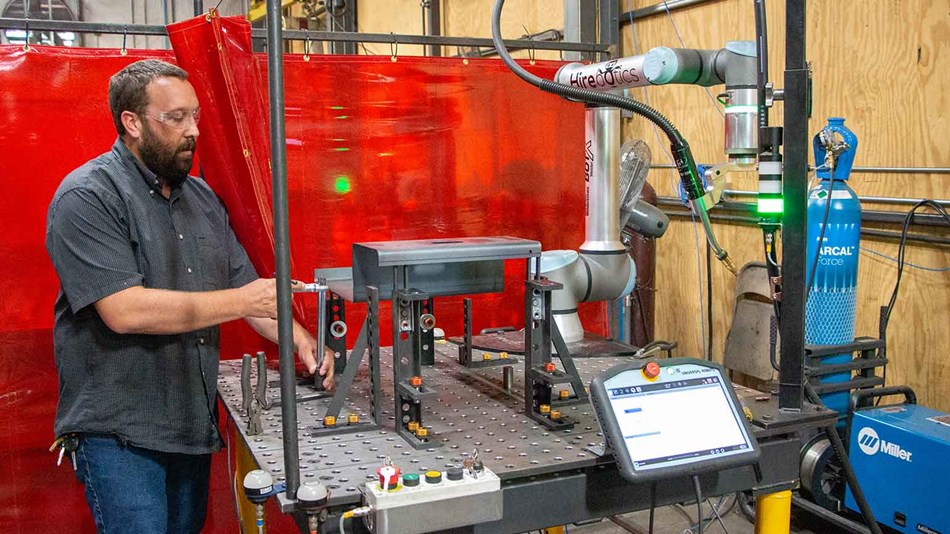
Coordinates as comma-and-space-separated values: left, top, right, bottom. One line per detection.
643, 362, 661, 380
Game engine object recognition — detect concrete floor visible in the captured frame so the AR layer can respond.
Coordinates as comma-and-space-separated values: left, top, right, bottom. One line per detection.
543, 495, 849, 534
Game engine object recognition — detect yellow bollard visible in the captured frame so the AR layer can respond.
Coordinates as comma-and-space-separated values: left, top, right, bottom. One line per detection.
754, 490, 792, 534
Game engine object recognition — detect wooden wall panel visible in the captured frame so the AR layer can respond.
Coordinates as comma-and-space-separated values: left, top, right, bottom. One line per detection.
623, 0, 950, 411
356, 0, 427, 56
442, 1, 563, 60
357, 1, 563, 59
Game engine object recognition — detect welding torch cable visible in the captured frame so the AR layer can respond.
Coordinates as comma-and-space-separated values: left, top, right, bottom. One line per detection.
492, 0, 736, 274
628, 1, 714, 355
627, 0, 737, 277
803, 382, 883, 534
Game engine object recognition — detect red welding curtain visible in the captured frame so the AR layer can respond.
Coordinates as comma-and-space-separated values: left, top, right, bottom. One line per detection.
0, 41, 598, 533
167, 13, 312, 324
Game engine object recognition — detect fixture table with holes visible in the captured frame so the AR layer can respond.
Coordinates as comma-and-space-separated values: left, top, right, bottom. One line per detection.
218, 340, 833, 533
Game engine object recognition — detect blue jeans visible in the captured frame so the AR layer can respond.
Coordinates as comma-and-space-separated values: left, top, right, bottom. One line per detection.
74, 434, 212, 534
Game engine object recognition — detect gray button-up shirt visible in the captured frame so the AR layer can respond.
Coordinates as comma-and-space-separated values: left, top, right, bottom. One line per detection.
46, 138, 258, 454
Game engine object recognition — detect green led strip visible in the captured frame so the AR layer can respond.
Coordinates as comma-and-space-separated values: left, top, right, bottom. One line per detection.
757, 197, 784, 214
724, 105, 759, 114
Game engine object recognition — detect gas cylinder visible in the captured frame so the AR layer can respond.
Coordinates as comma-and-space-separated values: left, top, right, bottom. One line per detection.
806, 117, 860, 417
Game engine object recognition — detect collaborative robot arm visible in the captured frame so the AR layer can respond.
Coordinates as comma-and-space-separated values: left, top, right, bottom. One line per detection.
491, 0, 758, 342
492, 0, 750, 274
556, 42, 758, 163
556, 41, 760, 212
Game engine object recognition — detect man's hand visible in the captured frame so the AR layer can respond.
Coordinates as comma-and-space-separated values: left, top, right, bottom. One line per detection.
241, 278, 278, 319
294, 329, 336, 391
318, 346, 335, 391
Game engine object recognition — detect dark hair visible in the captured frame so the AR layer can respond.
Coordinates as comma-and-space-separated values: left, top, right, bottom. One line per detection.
108, 59, 188, 136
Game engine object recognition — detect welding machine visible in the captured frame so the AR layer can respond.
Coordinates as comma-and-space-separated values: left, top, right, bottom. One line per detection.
844, 387, 950, 534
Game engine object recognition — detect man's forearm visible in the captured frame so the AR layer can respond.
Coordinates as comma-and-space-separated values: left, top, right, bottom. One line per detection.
246, 316, 306, 348
95, 285, 253, 335
247, 316, 320, 375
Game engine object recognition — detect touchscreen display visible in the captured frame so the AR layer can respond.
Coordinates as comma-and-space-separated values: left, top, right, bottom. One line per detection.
603, 365, 753, 472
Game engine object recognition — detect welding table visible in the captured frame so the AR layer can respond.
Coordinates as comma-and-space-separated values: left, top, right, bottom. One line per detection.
218, 341, 834, 533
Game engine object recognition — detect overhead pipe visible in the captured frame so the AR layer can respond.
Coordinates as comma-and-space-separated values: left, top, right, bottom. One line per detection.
723, 189, 950, 208
650, 163, 950, 175
0, 17, 607, 54
661, 206, 950, 246
657, 196, 950, 228
620, 0, 721, 24
453, 29, 563, 58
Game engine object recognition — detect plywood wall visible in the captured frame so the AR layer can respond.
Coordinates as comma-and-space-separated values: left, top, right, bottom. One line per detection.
356, 1, 950, 411
358, 0, 563, 59
623, 0, 950, 411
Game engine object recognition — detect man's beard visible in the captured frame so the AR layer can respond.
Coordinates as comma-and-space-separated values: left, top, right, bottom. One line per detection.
139, 123, 196, 189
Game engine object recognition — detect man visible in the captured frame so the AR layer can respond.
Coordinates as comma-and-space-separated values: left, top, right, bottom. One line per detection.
45, 59, 331, 533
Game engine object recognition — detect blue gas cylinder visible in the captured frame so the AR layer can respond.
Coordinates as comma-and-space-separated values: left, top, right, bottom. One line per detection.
806, 117, 860, 417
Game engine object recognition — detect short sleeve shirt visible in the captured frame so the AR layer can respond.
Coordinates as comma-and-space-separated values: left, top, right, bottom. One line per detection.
46, 138, 258, 454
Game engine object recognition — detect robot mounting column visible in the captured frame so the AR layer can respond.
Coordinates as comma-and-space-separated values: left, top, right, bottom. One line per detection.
544, 105, 635, 343
582, 105, 625, 253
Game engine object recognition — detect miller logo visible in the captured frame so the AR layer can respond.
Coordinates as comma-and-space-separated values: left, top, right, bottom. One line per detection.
857, 427, 913, 462
857, 427, 879, 455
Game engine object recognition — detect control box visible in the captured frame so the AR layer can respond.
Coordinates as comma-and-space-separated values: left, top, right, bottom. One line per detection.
361, 466, 502, 534
846, 404, 950, 533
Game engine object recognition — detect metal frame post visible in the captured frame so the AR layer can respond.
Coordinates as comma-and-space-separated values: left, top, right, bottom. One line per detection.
266, 0, 301, 498
326, 0, 357, 54
458, 298, 474, 366
598, 0, 620, 58
425, 0, 441, 57
392, 286, 439, 448
779, 0, 808, 411
563, 0, 596, 61
524, 275, 574, 430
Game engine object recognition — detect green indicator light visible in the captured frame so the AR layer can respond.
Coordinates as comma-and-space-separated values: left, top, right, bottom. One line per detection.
330, 105, 345, 110
757, 197, 784, 214
334, 115, 350, 120
332, 147, 350, 152
334, 176, 352, 195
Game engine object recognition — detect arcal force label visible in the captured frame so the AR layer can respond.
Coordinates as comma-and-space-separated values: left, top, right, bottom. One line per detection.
820, 246, 855, 256
857, 427, 913, 462
917, 523, 942, 534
